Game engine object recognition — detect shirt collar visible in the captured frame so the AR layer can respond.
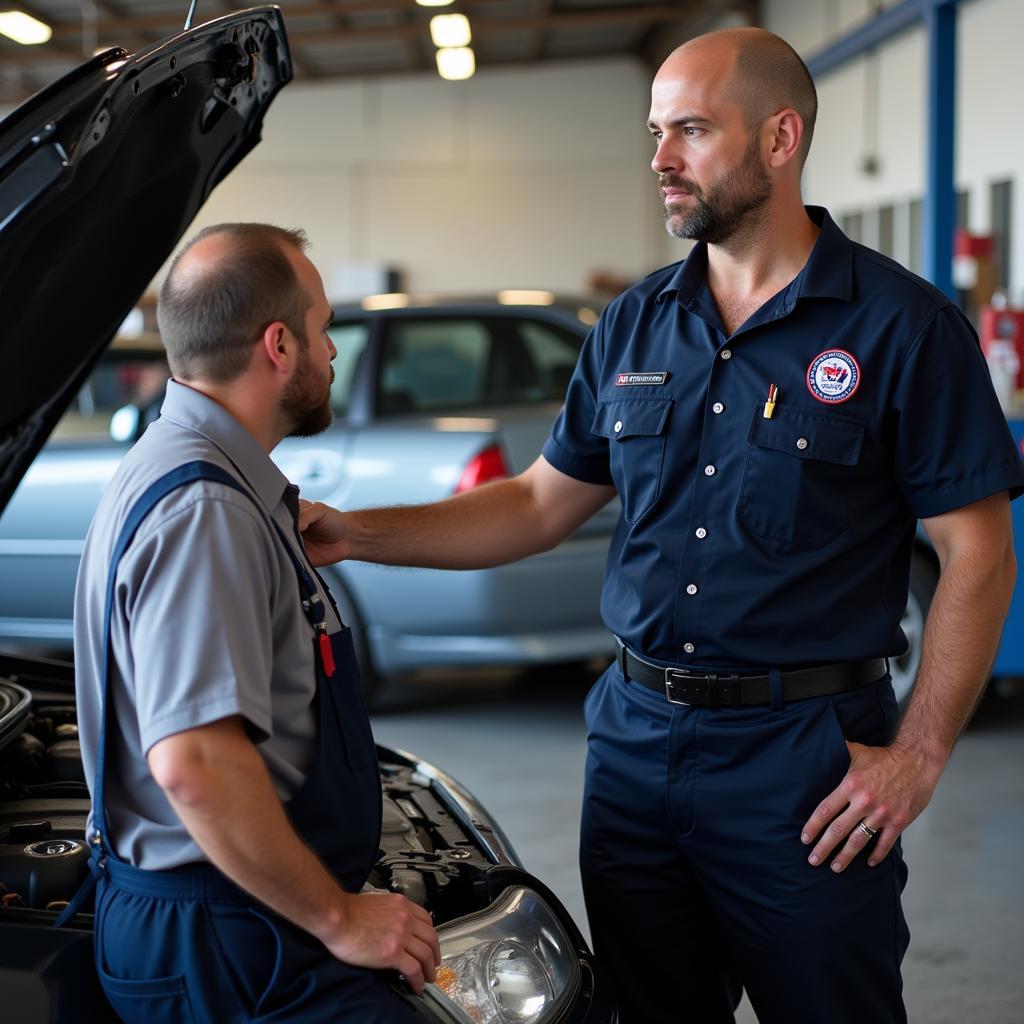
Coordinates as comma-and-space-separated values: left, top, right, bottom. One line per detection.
654, 205, 854, 307
793, 206, 854, 301
159, 379, 291, 511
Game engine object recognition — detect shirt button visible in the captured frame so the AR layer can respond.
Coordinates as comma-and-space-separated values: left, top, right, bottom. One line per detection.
686, 584, 698, 595
695, 527, 707, 538
796, 437, 809, 450
683, 642, 696, 654
712, 402, 725, 414
720, 349, 732, 361
704, 464, 716, 476
614, 420, 623, 433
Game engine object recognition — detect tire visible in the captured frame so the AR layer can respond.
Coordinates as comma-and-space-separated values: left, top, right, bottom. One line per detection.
323, 572, 384, 705
890, 549, 939, 712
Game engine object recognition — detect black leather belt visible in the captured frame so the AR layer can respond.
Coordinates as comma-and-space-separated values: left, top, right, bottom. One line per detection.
616, 642, 887, 708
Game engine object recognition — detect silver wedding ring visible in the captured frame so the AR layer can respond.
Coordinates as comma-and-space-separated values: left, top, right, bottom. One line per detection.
856, 820, 879, 839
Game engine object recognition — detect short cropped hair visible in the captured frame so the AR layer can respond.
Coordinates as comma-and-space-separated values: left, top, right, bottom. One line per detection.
729, 33, 818, 165
157, 223, 310, 383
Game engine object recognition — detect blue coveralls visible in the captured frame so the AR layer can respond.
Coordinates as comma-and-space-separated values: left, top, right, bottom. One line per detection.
58, 462, 416, 1023
541, 207, 1024, 1023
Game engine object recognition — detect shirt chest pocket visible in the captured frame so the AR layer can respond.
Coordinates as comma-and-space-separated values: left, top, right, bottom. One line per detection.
737, 405, 865, 548
593, 398, 673, 524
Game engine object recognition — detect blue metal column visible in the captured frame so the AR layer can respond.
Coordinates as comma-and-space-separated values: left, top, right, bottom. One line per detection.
924, 2, 957, 298
805, 0, 963, 297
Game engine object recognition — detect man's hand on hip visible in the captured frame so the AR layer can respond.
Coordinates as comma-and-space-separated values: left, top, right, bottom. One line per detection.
318, 891, 441, 995
800, 740, 943, 872
802, 494, 1016, 874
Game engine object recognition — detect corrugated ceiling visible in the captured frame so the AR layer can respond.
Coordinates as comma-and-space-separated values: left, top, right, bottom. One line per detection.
0, 0, 754, 103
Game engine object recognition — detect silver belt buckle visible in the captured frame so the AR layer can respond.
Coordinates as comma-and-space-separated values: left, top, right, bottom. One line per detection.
665, 668, 707, 706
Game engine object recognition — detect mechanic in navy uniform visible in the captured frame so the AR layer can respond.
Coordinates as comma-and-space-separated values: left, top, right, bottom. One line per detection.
298, 28, 1024, 1024
68, 224, 439, 1022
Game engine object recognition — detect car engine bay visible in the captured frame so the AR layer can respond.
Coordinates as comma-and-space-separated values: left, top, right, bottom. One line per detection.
0, 685, 498, 923
0, 658, 610, 1024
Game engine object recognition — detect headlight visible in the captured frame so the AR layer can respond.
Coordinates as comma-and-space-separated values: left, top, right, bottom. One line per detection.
422, 886, 580, 1023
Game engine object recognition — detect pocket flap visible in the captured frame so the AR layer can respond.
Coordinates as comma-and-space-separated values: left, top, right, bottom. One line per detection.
747, 404, 864, 465
593, 399, 672, 440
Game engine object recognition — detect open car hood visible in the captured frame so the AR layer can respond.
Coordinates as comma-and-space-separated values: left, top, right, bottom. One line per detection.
0, 7, 291, 512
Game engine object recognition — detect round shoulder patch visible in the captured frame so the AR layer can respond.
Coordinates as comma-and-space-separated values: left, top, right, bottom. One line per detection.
806, 349, 860, 403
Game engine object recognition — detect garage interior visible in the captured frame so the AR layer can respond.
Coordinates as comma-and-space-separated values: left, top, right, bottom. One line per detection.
1, 1, 1022, 1022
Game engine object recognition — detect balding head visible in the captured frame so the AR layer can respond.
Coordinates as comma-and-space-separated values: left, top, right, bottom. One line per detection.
158, 223, 311, 383
658, 27, 817, 166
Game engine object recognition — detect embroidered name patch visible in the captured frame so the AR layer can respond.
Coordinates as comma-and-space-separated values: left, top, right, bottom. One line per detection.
806, 350, 860, 403
616, 371, 669, 386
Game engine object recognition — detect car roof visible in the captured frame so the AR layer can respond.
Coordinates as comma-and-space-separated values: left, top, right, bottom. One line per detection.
332, 294, 605, 325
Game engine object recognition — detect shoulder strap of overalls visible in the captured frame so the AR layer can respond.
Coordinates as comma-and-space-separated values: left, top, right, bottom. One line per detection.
54, 460, 330, 928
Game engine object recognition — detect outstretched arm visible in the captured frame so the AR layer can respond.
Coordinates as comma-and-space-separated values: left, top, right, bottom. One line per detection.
298, 455, 617, 569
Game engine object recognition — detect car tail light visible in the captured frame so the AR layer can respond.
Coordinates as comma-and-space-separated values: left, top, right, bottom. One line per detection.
455, 444, 510, 494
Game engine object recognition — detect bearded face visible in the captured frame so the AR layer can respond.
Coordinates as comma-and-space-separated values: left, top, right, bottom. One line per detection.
660, 130, 772, 245
282, 341, 335, 438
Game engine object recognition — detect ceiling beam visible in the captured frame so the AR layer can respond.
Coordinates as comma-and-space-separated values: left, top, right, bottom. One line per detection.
527, 0, 551, 61
298, 44, 651, 81
49, 2, 693, 45
1, 40, 665, 87
3, 4, 703, 72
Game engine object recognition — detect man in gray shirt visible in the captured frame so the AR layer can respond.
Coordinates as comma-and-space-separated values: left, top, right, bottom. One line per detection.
72, 223, 438, 1022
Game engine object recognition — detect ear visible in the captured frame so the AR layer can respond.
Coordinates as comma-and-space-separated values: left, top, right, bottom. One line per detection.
766, 108, 804, 169
259, 322, 294, 374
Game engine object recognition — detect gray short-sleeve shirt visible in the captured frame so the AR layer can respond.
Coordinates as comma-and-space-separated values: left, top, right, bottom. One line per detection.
74, 380, 341, 869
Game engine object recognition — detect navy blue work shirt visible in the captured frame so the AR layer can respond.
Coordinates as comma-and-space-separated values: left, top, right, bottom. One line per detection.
543, 207, 1024, 669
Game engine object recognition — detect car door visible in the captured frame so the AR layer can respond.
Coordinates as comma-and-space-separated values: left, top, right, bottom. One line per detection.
0, 349, 166, 647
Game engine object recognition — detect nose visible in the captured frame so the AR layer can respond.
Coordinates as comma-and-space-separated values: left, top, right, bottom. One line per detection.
651, 136, 680, 176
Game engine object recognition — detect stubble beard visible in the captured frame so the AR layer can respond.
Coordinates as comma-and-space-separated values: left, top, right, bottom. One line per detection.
283, 348, 335, 438
661, 135, 773, 246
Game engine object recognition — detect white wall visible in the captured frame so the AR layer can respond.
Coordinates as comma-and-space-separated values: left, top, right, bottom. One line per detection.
764, 0, 1024, 299
185, 58, 671, 299
9, 1, 1020, 301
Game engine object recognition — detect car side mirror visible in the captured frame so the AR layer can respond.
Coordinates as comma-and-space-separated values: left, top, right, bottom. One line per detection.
109, 403, 141, 443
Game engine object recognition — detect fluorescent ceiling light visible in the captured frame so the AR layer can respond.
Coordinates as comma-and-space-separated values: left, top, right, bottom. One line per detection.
0, 10, 52, 45
430, 13, 471, 48
498, 290, 556, 306
361, 293, 410, 311
436, 46, 475, 81
416, 0, 453, 6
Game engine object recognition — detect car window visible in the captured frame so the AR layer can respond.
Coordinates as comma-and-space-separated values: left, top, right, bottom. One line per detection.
376, 316, 584, 414
378, 319, 490, 413
516, 320, 583, 400
53, 350, 169, 441
328, 321, 370, 416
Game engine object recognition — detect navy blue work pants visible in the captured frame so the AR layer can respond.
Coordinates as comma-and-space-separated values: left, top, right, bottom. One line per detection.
580, 665, 909, 1024
94, 859, 418, 1023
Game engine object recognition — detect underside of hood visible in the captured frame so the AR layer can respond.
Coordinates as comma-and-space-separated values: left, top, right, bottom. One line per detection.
0, 7, 291, 511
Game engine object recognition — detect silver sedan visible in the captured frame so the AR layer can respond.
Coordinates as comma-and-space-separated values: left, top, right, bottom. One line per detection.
0, 296, 617, 698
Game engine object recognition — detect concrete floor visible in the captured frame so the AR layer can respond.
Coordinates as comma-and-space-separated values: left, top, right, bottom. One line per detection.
370, 666, 1024, 1024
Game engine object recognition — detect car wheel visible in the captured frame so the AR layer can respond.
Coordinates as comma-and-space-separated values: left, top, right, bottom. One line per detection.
323, 573, 384, 705
890, 550, 939, 711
